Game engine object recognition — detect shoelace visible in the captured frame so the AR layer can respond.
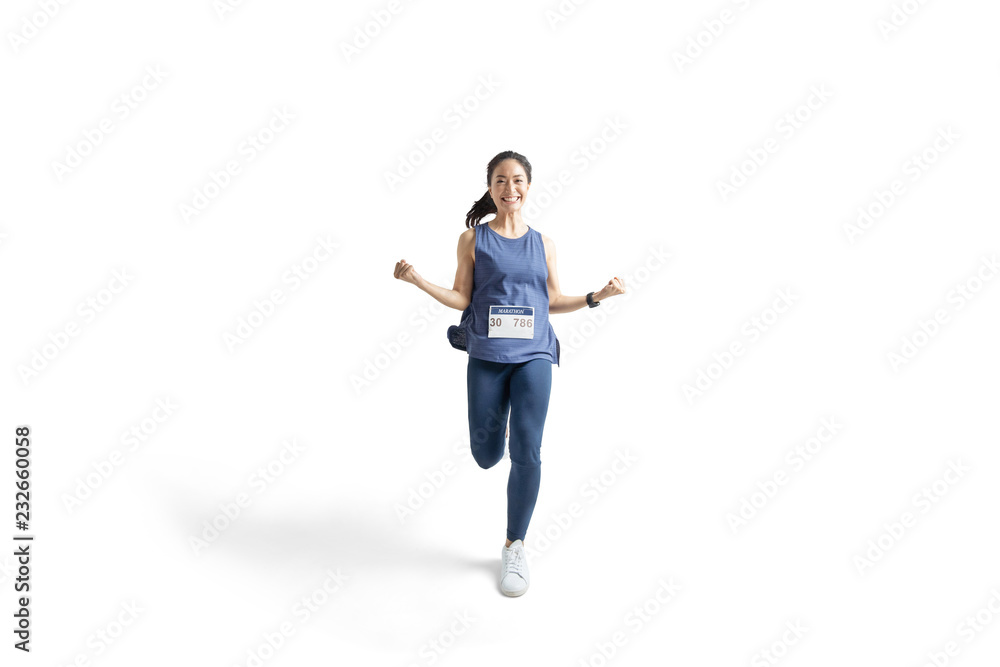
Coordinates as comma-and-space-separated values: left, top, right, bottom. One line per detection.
504, 546, 525, 577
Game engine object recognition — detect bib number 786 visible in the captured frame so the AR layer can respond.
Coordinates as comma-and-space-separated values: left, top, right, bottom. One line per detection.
487, 305, 535, 339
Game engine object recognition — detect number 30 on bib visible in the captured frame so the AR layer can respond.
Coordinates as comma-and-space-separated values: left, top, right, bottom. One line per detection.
488, 305, 534, 339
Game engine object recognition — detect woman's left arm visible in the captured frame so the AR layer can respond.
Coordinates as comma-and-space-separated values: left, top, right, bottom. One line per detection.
543, 234, 626, 315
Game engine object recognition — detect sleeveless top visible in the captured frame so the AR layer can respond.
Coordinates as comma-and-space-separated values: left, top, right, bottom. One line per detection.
447, 222, 561, 366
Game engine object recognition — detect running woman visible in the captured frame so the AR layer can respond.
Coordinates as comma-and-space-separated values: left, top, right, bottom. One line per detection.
393, 150, 625, 596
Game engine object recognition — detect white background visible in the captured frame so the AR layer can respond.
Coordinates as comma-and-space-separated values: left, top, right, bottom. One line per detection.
2, 0, 999, 665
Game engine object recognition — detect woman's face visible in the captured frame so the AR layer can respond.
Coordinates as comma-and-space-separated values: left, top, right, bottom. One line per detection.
489, 159, 529, 212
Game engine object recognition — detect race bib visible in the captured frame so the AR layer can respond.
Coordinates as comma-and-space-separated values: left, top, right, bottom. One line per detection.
487, 305, 534, 339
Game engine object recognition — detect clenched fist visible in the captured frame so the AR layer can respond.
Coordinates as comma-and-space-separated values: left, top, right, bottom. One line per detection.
394, 259, 422, 286
595, 276, 626, 301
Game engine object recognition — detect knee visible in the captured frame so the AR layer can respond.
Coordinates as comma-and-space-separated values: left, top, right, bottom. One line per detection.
473, 453, 503, 470
507, 434, 542, 468
509, 454, 541, 469
471, 443, 504, 469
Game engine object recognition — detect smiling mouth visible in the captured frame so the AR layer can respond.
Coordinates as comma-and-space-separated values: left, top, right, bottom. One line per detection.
501, 196, 520, 202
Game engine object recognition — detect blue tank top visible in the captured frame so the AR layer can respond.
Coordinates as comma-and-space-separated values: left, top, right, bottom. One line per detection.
447, 223, 560, 366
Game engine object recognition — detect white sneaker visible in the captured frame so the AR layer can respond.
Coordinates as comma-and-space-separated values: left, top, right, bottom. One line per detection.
500, 540, 529, 596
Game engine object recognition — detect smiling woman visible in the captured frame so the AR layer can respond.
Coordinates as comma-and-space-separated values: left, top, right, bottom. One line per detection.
454, 153, 560, 368
393, 149, 626, 598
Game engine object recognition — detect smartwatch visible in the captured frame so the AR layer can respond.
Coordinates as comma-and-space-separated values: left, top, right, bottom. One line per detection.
586, 291, 600, 308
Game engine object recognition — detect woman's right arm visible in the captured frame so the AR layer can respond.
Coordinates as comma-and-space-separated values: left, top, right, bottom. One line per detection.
397, 228, 475, 311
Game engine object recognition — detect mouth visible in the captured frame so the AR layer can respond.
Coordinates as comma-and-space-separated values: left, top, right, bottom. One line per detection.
501, 196, 520, 203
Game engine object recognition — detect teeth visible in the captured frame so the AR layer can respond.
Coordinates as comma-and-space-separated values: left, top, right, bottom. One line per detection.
503, 197, 519, 201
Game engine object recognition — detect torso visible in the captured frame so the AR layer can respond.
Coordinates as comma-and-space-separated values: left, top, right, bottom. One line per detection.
459, 220, 559, 366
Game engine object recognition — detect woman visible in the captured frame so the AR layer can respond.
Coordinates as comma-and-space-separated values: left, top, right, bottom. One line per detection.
393, 150, 625, 596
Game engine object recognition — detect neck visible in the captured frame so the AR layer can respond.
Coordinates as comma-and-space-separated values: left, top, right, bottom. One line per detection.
490, 211, 526, 233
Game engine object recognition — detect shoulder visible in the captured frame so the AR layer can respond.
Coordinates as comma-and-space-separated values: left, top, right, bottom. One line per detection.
539, 232, 555, 261
458, 226, 476, 259
458, 226, 477, 245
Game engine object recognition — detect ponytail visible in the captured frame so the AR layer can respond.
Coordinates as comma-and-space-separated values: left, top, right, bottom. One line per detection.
465, 189, 496, 229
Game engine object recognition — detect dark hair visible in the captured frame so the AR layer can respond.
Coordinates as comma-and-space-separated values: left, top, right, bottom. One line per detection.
464, 150, 532, 229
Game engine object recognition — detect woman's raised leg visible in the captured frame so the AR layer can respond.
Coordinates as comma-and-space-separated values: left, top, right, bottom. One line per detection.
467, 357, 512, 469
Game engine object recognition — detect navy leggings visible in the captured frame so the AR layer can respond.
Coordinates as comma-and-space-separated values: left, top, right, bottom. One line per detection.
467, 356, 552, 543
